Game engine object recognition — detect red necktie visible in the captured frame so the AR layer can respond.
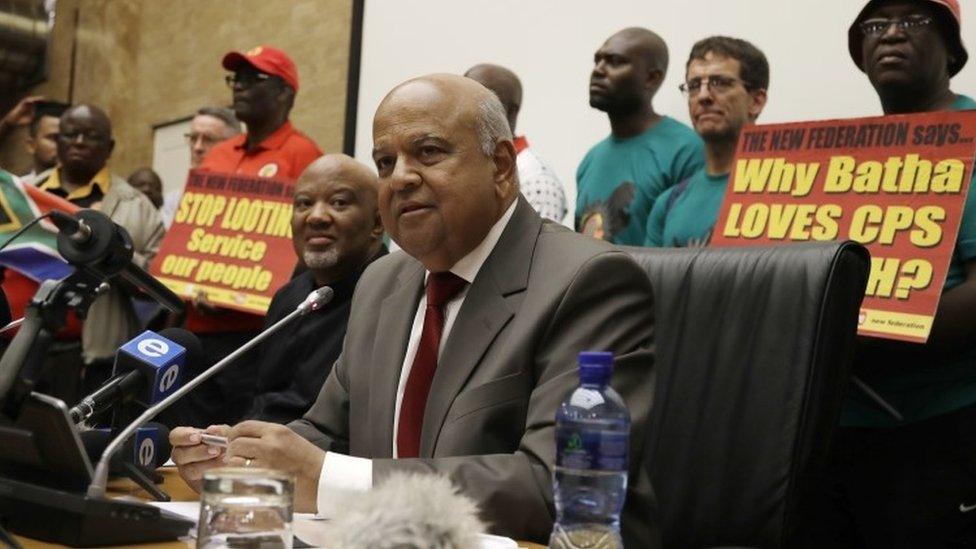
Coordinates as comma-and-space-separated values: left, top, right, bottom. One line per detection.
396, 271, 468, 458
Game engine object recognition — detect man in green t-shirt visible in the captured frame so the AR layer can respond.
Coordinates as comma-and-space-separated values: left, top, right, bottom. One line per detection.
798, 1, 976, 546
645, 37, 769, 248
576, 27, 703, 245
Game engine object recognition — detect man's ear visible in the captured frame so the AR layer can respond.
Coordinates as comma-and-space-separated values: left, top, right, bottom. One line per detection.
492, 139, 518, 198
371, 207, 385, 239
749, 88, 768, 120
646, 68, 664, 92
279, 85, 296, 109
107, 138, 116, 157
25, 136, 36, 155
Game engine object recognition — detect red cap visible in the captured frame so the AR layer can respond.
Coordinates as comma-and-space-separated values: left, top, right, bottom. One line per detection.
222, 45, 299, 91
848, 0, 968, 76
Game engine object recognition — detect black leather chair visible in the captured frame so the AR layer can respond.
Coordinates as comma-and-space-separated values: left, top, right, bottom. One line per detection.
622, 241, 870, 549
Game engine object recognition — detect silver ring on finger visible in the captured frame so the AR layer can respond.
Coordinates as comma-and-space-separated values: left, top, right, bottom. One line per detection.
244, 458, 253, 468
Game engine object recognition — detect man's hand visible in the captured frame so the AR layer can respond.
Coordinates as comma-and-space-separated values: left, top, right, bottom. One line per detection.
170, 424, 230, 492
225, 420, 326, 513
1, 95, 45, 134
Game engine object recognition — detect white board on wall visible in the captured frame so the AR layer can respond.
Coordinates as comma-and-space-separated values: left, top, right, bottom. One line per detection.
354, 0, 976, 224
152, 119, 192, 198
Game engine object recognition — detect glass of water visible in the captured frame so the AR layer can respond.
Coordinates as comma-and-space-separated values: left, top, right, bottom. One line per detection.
197, 467, 294, 549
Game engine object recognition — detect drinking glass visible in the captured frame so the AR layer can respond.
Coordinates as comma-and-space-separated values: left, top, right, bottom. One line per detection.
197, 467, 294, 549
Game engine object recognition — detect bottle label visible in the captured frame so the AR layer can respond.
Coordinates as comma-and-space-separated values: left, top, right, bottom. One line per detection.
556, 425, 628, 471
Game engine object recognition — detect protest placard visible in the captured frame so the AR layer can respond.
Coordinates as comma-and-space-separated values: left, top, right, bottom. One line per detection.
149, 170, 296, 315
712, 111, 976, 342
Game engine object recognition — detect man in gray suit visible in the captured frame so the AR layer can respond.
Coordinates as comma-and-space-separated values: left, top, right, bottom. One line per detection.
171, 74, 657, 545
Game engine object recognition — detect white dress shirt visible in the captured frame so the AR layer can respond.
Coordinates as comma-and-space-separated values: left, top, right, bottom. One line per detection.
315, 201, 518, 517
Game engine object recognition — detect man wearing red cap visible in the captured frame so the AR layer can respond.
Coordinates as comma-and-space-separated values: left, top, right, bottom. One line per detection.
187, 45, 323, 420
799, 1, 976, 546
201, 45, 322, 179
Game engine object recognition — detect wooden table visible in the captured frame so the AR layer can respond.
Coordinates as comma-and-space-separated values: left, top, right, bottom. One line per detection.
15, 468, 545, 548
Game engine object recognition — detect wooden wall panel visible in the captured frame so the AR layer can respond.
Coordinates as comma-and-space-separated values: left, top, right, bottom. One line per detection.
1, 0, 352, 178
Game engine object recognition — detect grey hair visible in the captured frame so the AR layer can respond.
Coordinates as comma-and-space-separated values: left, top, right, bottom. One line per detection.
474, 93, 512, 157
196, 106, 242, 135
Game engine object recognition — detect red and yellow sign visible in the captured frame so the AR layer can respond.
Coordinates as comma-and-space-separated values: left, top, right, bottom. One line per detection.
712, 111, 976, 343
149, 170, 296, 314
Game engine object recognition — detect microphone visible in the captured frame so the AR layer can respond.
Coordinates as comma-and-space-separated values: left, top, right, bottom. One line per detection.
80, 422, 173, 471
50, 209, 184, 313
80, 422, 174, 501
298, 286, 334, 315
49, 210, 93, 244
322, 472, 485, 548
86, 287, 335, 499
69, 370, 142, 424
0, 318, 23, 334
68, 328, 201, 425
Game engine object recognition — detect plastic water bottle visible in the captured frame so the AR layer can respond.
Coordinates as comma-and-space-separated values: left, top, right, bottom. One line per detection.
550, 351, 629, 549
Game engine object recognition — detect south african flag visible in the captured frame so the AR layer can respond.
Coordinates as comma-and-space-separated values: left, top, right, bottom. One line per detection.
0, 169, 78, 282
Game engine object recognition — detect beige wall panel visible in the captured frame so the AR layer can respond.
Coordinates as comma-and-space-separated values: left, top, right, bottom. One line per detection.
2, 0, 352, 179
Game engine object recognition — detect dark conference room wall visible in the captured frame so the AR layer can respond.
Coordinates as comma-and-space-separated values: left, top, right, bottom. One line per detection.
0, 0, 355, 178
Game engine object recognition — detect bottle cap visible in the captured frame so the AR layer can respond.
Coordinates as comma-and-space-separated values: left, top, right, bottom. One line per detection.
578, 351, 613, 384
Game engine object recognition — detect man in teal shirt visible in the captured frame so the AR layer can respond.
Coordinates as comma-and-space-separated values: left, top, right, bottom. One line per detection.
576, 27, 703, 245
799, 1, 976, 546
645, 37, 769, 248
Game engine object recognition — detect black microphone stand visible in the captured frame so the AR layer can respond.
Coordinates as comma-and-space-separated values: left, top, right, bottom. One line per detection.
0, 271, 107, 419
0, 210, 178, 497
0, 210, 136, 418
0, 210, 194, 545
114, 455, 169, 501
0, 271, 111, 546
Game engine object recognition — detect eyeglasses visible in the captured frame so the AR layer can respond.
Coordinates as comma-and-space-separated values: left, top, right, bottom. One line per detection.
679, 75, 748, 96
225, 72, 272, 89
184, 132, 221, 146
57, 130, 108, 143
859, 14, 933, 36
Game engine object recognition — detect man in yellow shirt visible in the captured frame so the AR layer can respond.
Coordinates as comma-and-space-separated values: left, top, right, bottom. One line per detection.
36, 104, 164, 391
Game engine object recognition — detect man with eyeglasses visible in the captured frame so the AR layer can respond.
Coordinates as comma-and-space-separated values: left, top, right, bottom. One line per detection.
187, 106, 240, 170
576, 27, 703, 245
33, 104, 165, 394
160, 107, 241, 227
200, 45, 322, 180
185, 46, 323, 422
796, 1, 976, 546
644, 36, 768, 248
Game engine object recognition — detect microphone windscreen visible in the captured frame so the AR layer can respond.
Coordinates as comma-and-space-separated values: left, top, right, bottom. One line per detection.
157, 328, 203, 371
79, 428, 112, 464
145, 421, 172, 467
323, 472, 485, 549
79, 422, 172, 470
150, 329, 204, 431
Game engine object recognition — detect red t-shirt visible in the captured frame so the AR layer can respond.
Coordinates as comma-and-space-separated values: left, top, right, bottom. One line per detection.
200, 120, 322, 181
187, 121, 322, 333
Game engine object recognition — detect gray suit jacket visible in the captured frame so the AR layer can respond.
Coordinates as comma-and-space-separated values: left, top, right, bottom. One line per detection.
290, 197, 658, 544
